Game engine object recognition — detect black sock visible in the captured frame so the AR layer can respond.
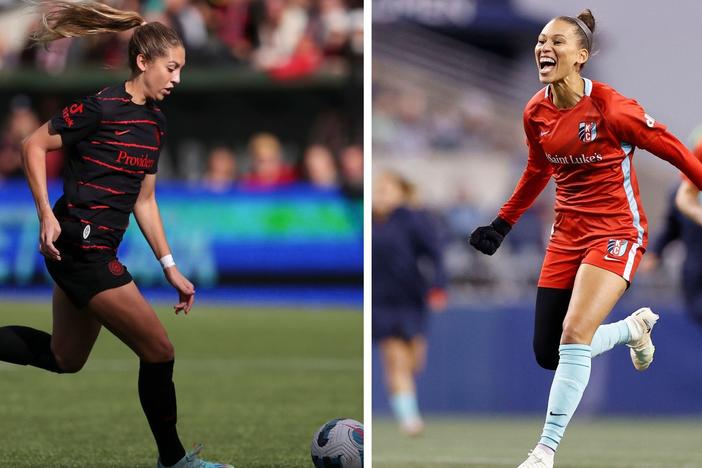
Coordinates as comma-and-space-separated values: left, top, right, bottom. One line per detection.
0, 326, 63, 373
138, 360, 186, 466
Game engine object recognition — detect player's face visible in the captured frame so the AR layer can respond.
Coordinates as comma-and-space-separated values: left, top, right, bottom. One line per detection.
535, 19, 588, 84
373, 173, 404, 216
142, 46, 186, 101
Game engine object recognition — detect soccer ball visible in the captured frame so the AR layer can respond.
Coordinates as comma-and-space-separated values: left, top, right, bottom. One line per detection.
310, 418, 364, 468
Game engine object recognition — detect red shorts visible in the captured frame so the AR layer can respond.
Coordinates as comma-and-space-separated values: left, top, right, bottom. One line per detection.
538, 238, 644, 289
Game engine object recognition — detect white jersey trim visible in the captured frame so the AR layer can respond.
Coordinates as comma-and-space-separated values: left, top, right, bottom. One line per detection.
620, 155, 644, 245
544, 78, 593, 98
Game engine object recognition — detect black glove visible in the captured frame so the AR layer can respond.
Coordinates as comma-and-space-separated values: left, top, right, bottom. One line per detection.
469, 217, 512, 255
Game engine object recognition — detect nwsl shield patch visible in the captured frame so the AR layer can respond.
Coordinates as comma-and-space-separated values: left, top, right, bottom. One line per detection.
108, 260, 125, 276
579, 121, 597, 142
607, 239, 629, 257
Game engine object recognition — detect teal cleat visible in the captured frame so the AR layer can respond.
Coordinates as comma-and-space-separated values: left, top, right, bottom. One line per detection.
157, 444, 234, 468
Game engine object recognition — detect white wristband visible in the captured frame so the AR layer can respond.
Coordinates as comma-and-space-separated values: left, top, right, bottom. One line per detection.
159, 254, 175, 270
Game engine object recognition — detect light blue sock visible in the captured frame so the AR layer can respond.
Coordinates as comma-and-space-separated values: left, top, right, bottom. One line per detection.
539, 344, 592, 451
390, 391, 420, 424
590, 319, 631, 358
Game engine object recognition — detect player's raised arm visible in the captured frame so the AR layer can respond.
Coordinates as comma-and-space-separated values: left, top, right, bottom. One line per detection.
606, 94, 702, 190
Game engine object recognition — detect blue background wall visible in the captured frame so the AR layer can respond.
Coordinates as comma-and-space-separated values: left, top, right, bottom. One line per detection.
0, 181, 363, 305
372, 299, 702, 415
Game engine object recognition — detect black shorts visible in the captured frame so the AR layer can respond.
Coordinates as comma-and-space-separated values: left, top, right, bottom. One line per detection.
372, 306, 427, 342
45, 254, 132, 309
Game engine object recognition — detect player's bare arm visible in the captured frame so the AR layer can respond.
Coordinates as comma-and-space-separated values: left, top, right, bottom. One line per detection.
22, 122, 63, 261
675, 180, 702, 226
133, 174, 195, 314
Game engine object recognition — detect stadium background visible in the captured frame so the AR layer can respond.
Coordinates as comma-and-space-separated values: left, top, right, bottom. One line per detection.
373, 1, 702, 467
0, 0, 363, 466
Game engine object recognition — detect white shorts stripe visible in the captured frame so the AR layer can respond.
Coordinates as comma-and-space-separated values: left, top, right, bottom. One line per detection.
623, 243, 640, 281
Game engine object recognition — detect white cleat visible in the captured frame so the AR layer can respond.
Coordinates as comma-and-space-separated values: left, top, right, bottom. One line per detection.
517, 446, 554, 468
626, 307, 659, 371
399, 417, 424, 437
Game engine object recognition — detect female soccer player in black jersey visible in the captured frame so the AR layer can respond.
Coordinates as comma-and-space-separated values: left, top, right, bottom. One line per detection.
0, 2, 232, 467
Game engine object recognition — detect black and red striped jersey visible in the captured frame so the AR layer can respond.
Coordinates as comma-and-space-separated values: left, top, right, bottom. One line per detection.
49, 82, 166, 261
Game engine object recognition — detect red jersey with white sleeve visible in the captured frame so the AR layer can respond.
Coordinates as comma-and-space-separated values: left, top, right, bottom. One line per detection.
498, 78, 702, 251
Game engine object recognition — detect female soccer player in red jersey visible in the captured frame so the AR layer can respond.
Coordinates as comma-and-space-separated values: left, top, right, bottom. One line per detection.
470, 9, 702, 468
0, 2, 232, 467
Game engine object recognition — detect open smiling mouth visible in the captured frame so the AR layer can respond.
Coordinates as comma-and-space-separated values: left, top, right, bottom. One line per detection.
539, 57, 556, 73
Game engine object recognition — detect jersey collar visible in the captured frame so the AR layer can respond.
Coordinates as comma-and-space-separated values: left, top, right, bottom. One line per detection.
544, 77, 593, 99
122, 81, 153, 107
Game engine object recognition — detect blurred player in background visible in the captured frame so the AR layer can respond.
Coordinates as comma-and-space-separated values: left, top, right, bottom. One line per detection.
641, 187, 702, 326
0, 2, 232, 467
674, 132, 702, 325
469, 9, 702, 468
0, 95, 41, 179
373, 170, 447, 436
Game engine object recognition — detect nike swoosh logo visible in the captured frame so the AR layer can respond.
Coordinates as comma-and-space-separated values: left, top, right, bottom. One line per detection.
549, 411, 567, 416
638, 317, 652, 333
114, 129, 130, 135
603, 255, 621, 261
540, 131, 550, 136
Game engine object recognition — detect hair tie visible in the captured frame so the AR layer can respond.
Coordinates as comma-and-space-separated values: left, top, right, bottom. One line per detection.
572, 17, 592, 51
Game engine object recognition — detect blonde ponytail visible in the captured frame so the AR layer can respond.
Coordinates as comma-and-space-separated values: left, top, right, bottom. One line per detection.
30, 1, 183, 75
31, 0, 144, 45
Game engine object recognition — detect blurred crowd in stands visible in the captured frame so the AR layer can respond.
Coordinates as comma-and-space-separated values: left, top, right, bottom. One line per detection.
0, 0, 363, 197
373, 83, 522, 159
0, 0, 363, 78
0, 93, 363, 197
200, 134, 363, 196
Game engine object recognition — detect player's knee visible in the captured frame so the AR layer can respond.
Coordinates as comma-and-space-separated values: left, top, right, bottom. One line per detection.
533, 342, 559, 370
53, 351, 87, 374
560, 321, 590, 345
141, 337, 175, 363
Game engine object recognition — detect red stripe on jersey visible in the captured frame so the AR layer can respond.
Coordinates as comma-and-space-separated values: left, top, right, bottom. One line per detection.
80, 218, 110, 230
66, 202, 108, 209
82, 155, 145, 174
59, 215, 126, 231
101, 120, 158, 125
78, 181, 126, 195
91, 140, 159, 151
79, 218, 117, 231
96, 97, 131, 102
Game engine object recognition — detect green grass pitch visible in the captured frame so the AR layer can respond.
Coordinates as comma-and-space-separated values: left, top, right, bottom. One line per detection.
373, 417, 702, 468
0, 302, 362, 468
